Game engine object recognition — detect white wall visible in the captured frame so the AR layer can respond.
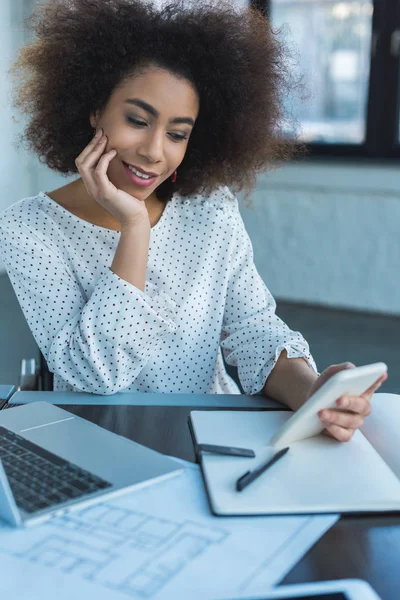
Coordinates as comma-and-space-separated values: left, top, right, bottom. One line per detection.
240, 160, 400, 316
0, 0, 74, 220
0, 2, 32, 213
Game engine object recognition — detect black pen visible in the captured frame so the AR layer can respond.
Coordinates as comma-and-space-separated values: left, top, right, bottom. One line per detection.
236, 446, 290, 492
197, 443, 255, 458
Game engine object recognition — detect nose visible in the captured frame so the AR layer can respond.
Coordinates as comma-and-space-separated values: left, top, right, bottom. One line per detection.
137, 127, 164, 164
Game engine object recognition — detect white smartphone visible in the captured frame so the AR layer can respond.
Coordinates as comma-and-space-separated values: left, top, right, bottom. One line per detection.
225, 578, 382, 599
269, 362, 387, 448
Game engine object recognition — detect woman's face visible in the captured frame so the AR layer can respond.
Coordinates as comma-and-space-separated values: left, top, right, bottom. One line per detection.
90, 65, 199, 200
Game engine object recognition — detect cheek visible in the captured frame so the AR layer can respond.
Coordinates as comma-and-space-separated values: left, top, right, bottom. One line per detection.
171, 144, 188, 168
102, 121, 141, 148
104, 156, 122, 186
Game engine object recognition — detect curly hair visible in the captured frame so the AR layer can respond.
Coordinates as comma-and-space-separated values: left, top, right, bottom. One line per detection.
9, 0, 300, 203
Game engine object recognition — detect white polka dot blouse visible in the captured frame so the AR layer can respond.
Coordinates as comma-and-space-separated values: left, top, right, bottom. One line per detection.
0, 186, 317, 395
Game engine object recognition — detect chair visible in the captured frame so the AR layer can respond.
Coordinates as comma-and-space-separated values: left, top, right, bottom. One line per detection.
18, 353, 53, 391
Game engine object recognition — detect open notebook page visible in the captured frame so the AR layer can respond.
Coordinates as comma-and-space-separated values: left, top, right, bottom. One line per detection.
190, 410, 400, 515
361, 393, 400, 479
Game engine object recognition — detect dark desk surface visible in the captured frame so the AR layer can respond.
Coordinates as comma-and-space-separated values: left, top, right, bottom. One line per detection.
41, 404, 400, 599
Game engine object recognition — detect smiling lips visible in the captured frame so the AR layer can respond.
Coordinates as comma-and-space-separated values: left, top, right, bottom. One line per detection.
123, 162, 159, 177
122, 161, 159, 187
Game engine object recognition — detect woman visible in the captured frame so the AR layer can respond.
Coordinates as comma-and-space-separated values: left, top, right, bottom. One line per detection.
0, 0, 385, 441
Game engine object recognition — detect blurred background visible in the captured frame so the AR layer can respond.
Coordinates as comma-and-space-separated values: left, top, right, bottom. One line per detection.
1, 0, 399, 392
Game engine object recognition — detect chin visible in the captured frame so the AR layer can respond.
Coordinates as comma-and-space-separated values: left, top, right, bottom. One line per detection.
129, 186, 155, 200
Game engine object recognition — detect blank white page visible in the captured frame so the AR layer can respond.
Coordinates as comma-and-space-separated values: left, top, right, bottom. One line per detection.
362, 393, 400, 480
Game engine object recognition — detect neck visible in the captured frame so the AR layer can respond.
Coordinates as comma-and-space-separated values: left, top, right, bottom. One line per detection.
72, 178, 162, 228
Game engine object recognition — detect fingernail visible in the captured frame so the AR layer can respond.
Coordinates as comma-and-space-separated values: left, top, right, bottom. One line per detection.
338, 397, 348, 408
95, 128, 102, 137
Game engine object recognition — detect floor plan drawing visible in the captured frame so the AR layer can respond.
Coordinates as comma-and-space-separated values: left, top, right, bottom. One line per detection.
1, 503, 228, 598
0, 467, 338, 600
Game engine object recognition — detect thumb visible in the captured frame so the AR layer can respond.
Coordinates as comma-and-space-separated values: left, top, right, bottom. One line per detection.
313, 362, 356, 394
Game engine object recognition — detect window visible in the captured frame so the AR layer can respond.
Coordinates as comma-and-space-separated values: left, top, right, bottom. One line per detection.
395, 33, 400, 144
398, 66, 400, 142
250, 0, 400, 158
270, 0, 373, 145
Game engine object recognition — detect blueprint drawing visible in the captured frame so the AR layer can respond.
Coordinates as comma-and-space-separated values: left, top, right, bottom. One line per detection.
0, 466, 338, 599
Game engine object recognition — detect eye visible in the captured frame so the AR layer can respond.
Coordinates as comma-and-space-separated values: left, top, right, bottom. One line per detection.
169, 133, 188, 142
126, 116, 146, 127
126, 116, 188, 142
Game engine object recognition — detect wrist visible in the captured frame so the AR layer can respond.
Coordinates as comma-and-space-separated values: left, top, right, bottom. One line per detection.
119, 217, 151, 234
263, 352, 318, 411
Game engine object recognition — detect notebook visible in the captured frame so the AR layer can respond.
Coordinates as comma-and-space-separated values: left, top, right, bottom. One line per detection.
188, 393, 400, 516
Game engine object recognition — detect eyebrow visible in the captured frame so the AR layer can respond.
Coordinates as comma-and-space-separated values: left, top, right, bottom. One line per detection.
124, 98, 195, 127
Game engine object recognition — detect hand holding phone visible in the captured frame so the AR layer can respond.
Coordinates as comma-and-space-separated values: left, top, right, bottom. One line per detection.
270, 362, 388, 448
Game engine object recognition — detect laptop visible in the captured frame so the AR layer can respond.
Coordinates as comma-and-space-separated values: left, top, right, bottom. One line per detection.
0, 401, 183, 527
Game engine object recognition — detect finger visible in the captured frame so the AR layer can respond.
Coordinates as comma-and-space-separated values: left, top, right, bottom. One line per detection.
335, 394, 371, 415
80, 136, 108, 170
361, 373, 388, 399
322, 362, 355, 377
319, 408, 364, 430
324, 423, 354, 443
77, 137, 107, 184
316, 362, 355, 388
94, 149, 117, 186
75, 129, 103, 164
77, 137, 109, 198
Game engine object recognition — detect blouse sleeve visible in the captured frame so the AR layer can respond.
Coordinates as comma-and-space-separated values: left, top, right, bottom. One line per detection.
220, 195, 318, 396
0, 221, 177, 395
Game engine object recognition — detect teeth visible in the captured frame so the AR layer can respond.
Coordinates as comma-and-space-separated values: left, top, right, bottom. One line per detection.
127, 164, 152, 179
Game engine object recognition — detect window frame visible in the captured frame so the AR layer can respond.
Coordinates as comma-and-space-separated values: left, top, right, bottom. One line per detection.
250, 0, 400, 159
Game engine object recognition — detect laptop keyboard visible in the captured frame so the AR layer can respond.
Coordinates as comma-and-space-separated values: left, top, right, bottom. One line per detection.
0, 426, 112, 514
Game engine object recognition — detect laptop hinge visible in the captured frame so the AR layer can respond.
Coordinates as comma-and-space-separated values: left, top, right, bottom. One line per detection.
0, 459, 22, 527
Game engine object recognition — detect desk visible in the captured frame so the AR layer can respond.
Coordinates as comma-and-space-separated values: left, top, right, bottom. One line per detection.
6, 399, 400, 599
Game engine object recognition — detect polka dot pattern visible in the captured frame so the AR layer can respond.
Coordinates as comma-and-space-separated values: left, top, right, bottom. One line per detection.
0, 186, 317, 395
